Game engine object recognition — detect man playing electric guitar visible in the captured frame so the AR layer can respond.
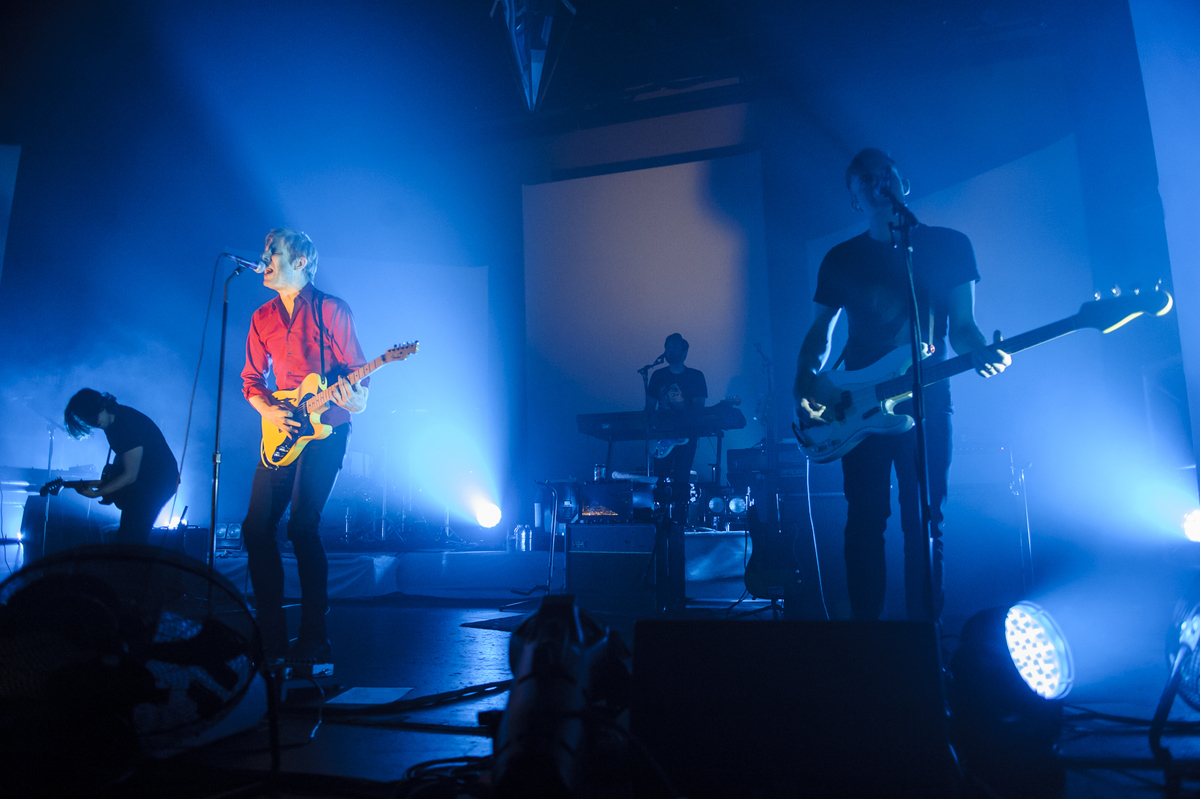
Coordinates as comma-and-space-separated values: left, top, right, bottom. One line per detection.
62, 388, 179, 545
240, 228, 369, 662
792, 149, 1010, 624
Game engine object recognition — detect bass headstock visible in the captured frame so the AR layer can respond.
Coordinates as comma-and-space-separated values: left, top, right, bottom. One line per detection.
383, 340, 420, 363
39, 478, 65, 497
1075, 285, 1173, 334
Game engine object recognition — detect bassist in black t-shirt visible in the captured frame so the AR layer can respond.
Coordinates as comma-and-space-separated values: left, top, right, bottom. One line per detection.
63, 389, 179, 545
792, 149, 1011, 623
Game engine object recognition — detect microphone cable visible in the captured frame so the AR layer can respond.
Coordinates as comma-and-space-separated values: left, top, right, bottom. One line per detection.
164, 253, 225, 534
804, 456, 831, 621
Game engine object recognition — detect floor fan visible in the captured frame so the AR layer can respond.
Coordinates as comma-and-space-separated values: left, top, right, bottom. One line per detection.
0, 544, 263, 793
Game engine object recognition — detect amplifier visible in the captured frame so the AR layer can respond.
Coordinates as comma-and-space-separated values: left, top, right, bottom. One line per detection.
577, 481, 653, 523
151, 526, 210, 562
727, 441, 806, 472
726, 442, 843, 495
566, 523, 659, 615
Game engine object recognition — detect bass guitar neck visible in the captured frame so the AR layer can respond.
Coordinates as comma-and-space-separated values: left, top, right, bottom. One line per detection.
794, 287, 1173, 463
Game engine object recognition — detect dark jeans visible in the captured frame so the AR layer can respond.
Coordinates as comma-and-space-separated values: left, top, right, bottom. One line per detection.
653, 438, 697, 522
112, 485, 176, 545
841, 410, 951, 622
242, 425, 348, 654
654, 438, 695, 609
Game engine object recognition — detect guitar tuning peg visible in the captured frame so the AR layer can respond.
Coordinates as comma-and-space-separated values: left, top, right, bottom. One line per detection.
1111, 285, 1121, 297
1094, 291, 1102, 301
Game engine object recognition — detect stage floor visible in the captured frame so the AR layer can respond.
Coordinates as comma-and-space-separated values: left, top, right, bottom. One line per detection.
67, 591, 1200, 799
9, 530, 1200, 796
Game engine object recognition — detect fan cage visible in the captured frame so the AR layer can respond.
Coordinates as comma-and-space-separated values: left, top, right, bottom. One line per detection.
0, 544, 263, 749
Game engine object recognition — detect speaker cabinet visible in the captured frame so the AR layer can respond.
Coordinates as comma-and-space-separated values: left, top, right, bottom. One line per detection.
630, 619, 959, 798
151, 526, 210, 562
565, 523, 659, 616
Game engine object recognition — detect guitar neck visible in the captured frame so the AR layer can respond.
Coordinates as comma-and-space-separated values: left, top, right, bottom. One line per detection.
877, 315, 1081, 402
301, 357, 385, 414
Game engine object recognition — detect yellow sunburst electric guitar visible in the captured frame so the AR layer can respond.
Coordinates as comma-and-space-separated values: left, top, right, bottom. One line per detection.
261, 341, 419, 468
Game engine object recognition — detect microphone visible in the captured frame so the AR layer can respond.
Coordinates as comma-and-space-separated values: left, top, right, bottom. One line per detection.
609, 471, 658, 484
638, 352, 666, 376
876, 176, 920, 227
876, 175, 900, 202
221, 252, 266, 273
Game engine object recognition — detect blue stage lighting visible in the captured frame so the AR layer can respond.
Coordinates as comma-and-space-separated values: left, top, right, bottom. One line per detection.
949, 602, 1074, 797
1184, 510, 1200, 542
474, 501, 502, 529
727, 497, 747, 515
1004, 602, 1074, 700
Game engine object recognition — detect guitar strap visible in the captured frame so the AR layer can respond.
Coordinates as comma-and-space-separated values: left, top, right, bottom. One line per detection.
832, 292, 932, 371
310, 287, 328, 380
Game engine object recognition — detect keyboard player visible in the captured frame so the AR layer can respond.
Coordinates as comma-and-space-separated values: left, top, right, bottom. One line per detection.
645, 333, 705, 611
646, 333, 707, 523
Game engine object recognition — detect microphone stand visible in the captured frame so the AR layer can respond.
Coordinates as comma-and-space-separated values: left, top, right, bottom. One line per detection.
888, 194, 937, 625
637, 358, 662, 476
209, 257, 257, 580
22, 400, 68, 559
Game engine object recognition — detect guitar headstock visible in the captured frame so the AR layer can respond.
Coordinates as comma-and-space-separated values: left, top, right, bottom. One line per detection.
39, 478, 64, 497
383, 341, 419, 363
1075, 285, 1173, 334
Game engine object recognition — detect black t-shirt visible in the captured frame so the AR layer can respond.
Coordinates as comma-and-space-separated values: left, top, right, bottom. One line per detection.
104, 405, 179, 505
813, 225, 980, 407
647, 367, 707, 410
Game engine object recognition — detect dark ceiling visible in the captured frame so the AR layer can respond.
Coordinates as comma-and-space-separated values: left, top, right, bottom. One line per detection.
0, 0, 1071, 150
484, 0, 1060, 135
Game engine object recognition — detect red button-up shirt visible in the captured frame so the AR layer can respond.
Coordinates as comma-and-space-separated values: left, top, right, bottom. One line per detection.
242, 283, 369, 429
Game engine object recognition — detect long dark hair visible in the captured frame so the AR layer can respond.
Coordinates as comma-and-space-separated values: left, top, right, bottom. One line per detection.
64, 389, 118, 439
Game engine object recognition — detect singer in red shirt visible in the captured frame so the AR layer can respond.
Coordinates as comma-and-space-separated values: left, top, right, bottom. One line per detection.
240, 228, 369, 662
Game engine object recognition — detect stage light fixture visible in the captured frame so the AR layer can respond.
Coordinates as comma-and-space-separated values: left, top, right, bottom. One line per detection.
949, 602, 1073, 797
1184, 509, 1200, 542
727, 497, 747, 515
475, 501, 502, 529
1004, 602, 1074, 700
708, 496, 724, 513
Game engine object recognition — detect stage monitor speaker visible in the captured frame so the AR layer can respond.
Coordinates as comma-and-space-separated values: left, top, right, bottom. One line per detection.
630, 619, 960, 798
566, 523, 658, 616
151, 526, 210, 562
